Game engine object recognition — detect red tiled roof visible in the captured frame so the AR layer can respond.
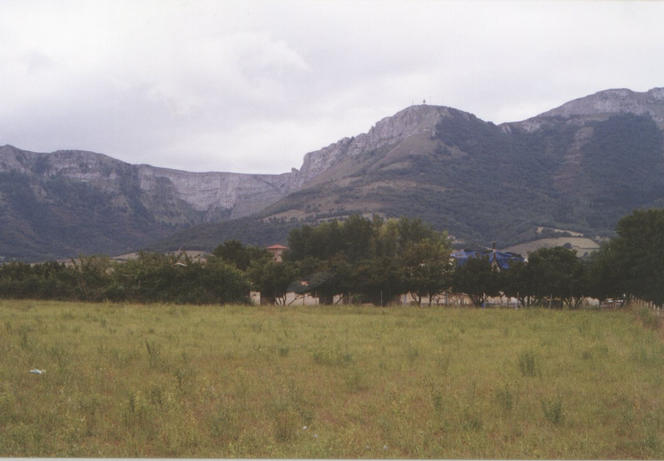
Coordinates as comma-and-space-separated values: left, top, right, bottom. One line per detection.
266, 244, 288, 250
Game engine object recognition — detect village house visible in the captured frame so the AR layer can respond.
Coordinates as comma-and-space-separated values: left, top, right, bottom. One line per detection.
266, 244, 288, 262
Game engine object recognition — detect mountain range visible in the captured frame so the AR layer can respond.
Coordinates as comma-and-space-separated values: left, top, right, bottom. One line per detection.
2, 86, 664, 261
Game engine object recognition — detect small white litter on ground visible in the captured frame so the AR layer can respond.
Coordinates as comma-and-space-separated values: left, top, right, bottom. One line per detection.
29, 369, 45, 374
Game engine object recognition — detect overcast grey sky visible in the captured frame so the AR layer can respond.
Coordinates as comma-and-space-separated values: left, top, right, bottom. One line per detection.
1, 0, 663, 173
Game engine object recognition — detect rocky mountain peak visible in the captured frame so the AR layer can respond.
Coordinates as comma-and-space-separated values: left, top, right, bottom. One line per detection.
367, 104, 457, 140
536, 87, 664, 125
294, 104, 466, 186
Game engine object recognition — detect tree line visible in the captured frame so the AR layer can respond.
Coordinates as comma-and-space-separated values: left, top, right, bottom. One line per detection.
0, 210, 663, 307
0, 253, 250, 304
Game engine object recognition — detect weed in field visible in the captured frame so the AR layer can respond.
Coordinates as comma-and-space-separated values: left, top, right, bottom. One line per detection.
595, 344, 609, 356
123, 390, 158, 440
312, 346, 352, 366
578, 318, 591, 337
495, 383, 515, 413
462, 407, 483, 431
0, 388, 16, 425
148, 385, 164, 407
631, 341, 664, 367
145, 340, 162, 369
209, 405, 241, 444
48, 344, 69, 368
174, 367, 193, 393
541, 396, 564, 426
437, 353, 451, 373
19, 329, 30, 350
344, 368, 369, 392
79, 395, 101, 436
644, 431, 660, 452
272, 405, 299, 443
613, 396, 634, 436
406, 344, 420, 363
431, 391, 444, 412
638, 306, 661, 330
277, 346, 290, 357
518, 350, 539, 377
232, 330, 242, 343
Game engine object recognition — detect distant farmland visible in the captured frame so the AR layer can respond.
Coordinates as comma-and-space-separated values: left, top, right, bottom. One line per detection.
504, 236, 600, 257
1, 300, 663, 458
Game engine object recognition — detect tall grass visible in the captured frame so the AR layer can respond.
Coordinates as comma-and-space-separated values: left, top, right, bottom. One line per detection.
0, 299, 663, 458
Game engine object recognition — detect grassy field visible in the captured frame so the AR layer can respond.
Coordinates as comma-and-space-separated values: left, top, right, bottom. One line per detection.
1, 300, 663, 458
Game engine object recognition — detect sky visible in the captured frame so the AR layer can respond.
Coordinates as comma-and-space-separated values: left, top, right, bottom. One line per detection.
1, 0, 663, 174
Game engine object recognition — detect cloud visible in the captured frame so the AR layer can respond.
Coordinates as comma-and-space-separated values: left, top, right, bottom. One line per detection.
1, 1, 663, 173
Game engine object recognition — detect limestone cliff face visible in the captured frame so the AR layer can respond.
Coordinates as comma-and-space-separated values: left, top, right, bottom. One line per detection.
0, 144, 305, 259
514, 87, 664, 132
136, 165, 294, 220
0, 145, 296, 224
293, 105, 461, 187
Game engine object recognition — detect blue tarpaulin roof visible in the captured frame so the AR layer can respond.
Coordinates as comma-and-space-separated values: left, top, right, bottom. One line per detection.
451, 249, 524, 270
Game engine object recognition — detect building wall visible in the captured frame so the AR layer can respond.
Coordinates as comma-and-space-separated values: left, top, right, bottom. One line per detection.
284, 291, 320, 305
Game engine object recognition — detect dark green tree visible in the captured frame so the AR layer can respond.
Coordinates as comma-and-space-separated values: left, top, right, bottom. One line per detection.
212, 240, 271, 271
73, 255, 113, 301
283, 215, 452, 306
526, 247, 585, 308
501, 259, 535, 307
452, 256, 500, 307
401, 238, 452, 305
353, 256, 404, 306
586, 241, 624, 303
248, 260, 297, 305
609, 209, 664, 306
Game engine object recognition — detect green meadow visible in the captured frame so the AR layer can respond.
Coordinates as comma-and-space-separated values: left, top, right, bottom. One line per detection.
1, 299, 663, 458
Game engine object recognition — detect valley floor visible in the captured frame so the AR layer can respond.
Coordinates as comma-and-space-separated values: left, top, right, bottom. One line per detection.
1, 300, 663, 458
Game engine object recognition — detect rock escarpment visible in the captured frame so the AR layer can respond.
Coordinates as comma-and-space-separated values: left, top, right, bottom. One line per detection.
0, 145, 298, 224
0, 145, 300, 259
513, 87, 664, 132
294, 105, 460, 187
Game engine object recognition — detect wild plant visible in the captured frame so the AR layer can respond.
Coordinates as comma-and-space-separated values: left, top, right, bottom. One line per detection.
312, 346, 352, 366
462, 407, 483, 431
637, 306, 661, 330
145, 339, 162, 369
209, 405, 241, 443
495, 383, 514, 412
271, 402, 299, 443
518, 350, 538, 377
278, 346, 290, 357
344, 368, 369, 392
541, 396, 564, 426
406, 345, 420, 363
431, 391, 444, 412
